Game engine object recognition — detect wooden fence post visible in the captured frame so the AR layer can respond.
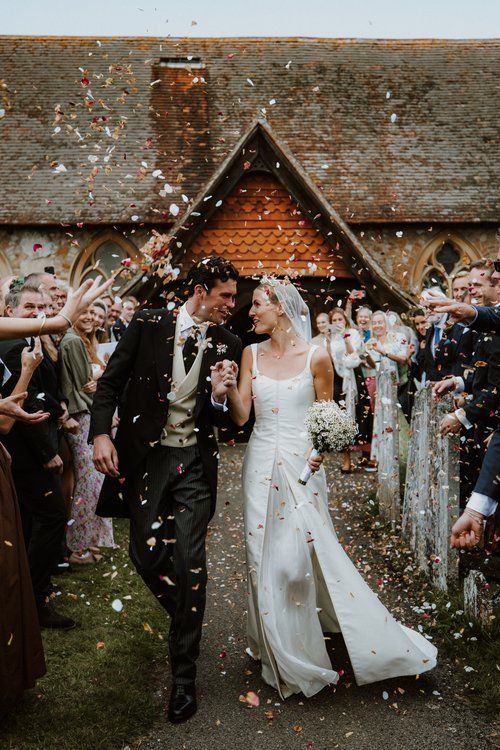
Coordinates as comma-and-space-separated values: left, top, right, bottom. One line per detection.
374, 366, 400, 523
463, 570, 493, 630
402, 384, 460, 590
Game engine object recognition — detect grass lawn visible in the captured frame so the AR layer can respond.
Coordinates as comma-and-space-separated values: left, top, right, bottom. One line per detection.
1, 519, 169, 750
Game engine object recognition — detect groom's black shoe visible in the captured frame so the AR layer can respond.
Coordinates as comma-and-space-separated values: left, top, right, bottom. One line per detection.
168, 683, 197, 723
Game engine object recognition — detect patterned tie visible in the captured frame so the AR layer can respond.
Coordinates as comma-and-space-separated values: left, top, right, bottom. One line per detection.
182, 325, 201, 373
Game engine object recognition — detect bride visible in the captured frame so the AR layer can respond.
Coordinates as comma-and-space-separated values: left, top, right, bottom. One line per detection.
216, 278, 437, 699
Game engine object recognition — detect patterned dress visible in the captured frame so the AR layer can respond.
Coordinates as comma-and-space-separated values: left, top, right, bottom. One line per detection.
59, 330, 114, 553
66, 412, 114, 552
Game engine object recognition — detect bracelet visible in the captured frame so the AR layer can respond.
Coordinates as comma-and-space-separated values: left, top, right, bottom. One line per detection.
57, 313, 73, 329
37, 313, 46, 337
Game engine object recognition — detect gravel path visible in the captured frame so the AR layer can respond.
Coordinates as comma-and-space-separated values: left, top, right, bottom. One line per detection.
135, 445, 496, 750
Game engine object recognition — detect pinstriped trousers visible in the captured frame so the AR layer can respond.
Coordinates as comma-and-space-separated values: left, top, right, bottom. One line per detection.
128, 444, 212, 685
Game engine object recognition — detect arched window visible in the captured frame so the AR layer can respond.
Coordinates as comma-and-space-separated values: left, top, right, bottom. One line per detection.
411, 233, 482, 296
70, 231, 140, 294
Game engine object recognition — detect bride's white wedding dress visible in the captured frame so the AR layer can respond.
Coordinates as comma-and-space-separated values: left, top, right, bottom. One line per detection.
242, 343, 437, 698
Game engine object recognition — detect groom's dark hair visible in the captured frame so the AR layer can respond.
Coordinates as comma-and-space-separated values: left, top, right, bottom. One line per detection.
185, 256, 239, 295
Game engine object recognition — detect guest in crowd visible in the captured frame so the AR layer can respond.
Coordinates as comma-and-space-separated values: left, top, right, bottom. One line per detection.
0, 372, 49, 709
401, 308, 429, 419
111, 296, 138, 341
24, 271, 59, 306
366, 311, 408, 375
451, 269, 471, 303
59, 308, 114, 564
311, 312, 330, 346
427, 252, 500, 549
328, 309, 372, 472
54, 281, 69, 313
355, 306, 373, 343
0, 275, 113, 705
436, 260, 500, 498
344, 288, 367, 325
419, 286, 474, 384
104, 295, 123, 334
0, 276, 16, 315
366, 311, 409, 465
91, 299, 110, 344
0, 284, 75, 629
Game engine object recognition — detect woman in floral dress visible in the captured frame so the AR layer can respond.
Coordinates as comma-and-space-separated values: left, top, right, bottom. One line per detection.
59, 307, 114, 563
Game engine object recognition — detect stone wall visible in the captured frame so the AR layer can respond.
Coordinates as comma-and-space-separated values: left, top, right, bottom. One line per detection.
352, 223, 498, 295
0, 222, 497, 298
0, 225, 152, 281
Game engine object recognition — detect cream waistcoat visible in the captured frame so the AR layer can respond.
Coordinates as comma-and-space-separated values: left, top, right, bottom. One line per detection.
161, 315, 207, 448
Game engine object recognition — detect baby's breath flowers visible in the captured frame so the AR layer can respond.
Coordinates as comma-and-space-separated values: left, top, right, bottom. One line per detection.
299, 400, 357, 484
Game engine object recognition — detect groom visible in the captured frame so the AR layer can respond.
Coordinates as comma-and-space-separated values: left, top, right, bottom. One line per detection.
90, 256, 241, 723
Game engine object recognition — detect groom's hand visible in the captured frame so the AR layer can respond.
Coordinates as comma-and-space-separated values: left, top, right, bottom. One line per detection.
211, 360, 238, 402
93, 434, 120, 477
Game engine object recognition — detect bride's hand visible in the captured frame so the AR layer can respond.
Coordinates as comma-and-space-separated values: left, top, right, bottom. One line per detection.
211, 360, 238, 401
307, 448, 324, 473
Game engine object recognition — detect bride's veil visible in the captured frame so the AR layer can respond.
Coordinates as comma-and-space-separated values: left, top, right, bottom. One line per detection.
262, 277, 312, 342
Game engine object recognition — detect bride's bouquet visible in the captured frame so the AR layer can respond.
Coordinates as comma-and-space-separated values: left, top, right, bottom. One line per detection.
298, 400, 357, 485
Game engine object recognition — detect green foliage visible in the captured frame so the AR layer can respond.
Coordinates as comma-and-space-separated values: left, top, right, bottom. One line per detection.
1, 520, 169, 750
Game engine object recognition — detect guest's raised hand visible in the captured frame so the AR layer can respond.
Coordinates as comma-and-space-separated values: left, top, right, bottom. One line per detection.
0, 392, 50, 424
423, 294, 475, 324
21, 337, 44, 373
432, 376, 456, 400
61, 275, 115, 326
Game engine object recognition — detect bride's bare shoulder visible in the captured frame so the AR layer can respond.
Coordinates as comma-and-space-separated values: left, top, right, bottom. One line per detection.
311, 345, 331, 369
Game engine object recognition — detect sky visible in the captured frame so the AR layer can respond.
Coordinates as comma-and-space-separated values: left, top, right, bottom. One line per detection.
3, 0, 500, 38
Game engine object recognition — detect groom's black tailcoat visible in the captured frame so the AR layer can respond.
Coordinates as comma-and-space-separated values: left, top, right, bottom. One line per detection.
89, 308, 242, 519
89, 307, 242, 685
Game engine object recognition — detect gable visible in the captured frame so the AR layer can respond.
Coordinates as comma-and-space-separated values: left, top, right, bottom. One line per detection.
187, 172, 353, 278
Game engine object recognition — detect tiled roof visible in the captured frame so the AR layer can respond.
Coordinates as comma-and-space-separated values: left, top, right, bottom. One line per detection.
0, 37, 498, 225
187, 172, 353, 277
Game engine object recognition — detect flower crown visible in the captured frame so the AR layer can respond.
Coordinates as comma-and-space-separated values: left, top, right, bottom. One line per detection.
9, 277, 26, 291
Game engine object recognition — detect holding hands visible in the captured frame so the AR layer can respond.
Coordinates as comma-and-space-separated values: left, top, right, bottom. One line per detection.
211, 359, 238, 403
450, 509, 484, 550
